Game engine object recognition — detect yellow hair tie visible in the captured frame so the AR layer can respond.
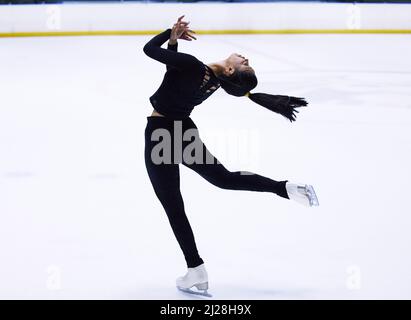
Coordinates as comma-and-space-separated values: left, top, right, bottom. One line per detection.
244, 91, 251, 97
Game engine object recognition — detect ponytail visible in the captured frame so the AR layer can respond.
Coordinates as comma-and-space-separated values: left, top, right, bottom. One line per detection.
217, 67, 308, 122
245, 91, 308, 122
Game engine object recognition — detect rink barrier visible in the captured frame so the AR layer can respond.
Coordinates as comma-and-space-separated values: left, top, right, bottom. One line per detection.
1, 29, 411, 37
1, 2, 411, 37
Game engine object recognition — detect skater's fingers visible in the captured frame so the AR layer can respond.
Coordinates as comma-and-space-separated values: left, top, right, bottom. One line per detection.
181, 32, 193, 40
185, 31, 197, 40
180, 29, 197, 40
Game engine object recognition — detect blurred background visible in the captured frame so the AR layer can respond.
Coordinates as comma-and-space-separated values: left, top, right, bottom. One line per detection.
1, 0, 410, 300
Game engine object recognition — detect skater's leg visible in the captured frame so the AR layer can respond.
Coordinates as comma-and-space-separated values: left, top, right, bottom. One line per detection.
181, 137, 289, 199
145, 119, 204, 268
144, 160, 204, 268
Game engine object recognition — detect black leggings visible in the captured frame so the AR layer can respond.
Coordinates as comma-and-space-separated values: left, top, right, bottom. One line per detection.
144, 116, 289, 268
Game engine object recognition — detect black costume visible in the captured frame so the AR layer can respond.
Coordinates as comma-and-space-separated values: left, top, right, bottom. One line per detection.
143, 29, 289, 268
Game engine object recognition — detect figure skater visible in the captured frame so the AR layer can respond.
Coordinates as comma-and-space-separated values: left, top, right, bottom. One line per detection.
143, 15, 319, 296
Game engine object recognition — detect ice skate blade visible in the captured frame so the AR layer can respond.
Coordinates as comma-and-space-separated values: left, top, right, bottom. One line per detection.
305, 185, 319, 206
177, 286, 213, 298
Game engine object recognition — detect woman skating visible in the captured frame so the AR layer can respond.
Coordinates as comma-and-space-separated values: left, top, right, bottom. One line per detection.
143, 16, 319, 296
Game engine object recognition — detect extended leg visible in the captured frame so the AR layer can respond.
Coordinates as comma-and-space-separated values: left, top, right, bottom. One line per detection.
181, 139, 289, 199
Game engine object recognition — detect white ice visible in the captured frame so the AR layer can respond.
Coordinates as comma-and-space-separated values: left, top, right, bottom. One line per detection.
0, 33, 411, 300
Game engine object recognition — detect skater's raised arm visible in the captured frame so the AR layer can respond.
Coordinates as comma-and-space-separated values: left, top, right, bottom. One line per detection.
167, 40, 178, 52
166, 40, 178, 71
143, 16, 199, 71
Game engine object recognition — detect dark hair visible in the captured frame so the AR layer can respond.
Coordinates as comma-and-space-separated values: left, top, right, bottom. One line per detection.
218, 69, 308, 122
217, 69, 258, 97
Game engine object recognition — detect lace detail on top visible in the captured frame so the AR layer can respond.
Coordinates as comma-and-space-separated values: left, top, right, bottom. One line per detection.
198, 65, 220, 96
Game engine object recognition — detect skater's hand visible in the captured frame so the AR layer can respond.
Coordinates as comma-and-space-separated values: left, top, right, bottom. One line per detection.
170, 15, 197, 43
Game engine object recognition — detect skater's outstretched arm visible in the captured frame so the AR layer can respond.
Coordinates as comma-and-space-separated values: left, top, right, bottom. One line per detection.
143, 16, 199, 71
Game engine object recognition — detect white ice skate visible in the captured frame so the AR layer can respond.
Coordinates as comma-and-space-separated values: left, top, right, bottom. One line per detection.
176, 264, 212, 297
286, 182, 319, 207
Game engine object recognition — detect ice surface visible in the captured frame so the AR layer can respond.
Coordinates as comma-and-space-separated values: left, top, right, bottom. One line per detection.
0, 33, 410, 299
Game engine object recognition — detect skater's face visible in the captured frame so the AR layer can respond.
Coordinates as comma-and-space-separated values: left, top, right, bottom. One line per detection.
225, 53, 254, 76
218, 53, 258, 96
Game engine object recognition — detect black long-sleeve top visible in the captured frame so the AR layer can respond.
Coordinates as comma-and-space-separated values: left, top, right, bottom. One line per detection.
143, 28, 221, 119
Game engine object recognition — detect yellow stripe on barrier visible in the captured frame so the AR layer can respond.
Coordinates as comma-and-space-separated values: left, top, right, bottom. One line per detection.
1, 29, 411, 38
203, 29, 411, 34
